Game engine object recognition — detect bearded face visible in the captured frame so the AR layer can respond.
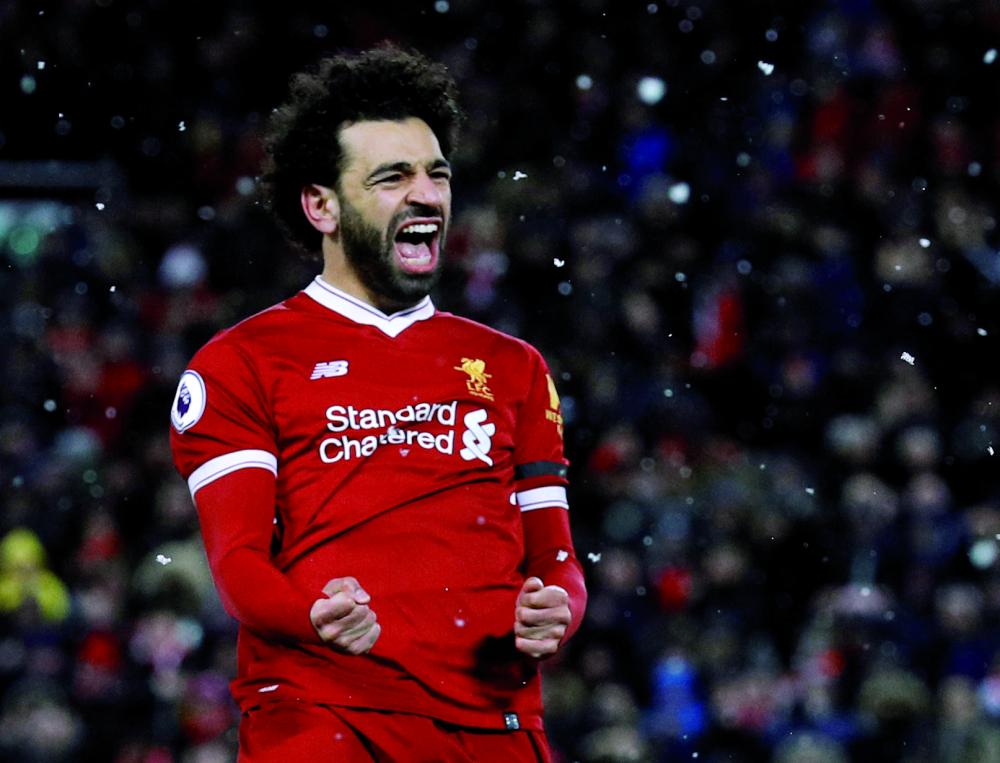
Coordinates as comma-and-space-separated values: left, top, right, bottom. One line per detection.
338, 194, 447, 309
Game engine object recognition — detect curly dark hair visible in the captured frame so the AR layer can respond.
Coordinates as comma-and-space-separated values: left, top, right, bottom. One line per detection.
260, 45, 464, 256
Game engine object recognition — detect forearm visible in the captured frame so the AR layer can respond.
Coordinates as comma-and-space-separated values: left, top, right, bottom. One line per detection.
210, 544, 321, 643
521, 506, 588, 643
195, 468, 320, 644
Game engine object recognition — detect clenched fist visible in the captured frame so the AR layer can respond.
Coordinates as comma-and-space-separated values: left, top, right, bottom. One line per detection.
310, 576, 381, 655
514, 577, 571, 659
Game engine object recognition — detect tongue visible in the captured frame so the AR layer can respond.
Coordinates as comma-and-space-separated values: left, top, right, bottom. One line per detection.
395, 241, 433, 272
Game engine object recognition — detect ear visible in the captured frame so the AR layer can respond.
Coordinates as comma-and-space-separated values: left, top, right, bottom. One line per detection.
300, 184, 340, 235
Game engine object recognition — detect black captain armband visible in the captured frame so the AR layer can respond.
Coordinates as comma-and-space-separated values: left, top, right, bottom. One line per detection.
514, 461, 568, 480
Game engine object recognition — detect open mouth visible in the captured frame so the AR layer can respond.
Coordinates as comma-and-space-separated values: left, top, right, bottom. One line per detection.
393, 218, 441, 274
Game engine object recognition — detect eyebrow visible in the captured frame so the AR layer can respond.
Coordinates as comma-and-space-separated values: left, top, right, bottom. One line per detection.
366, 158, 451, 181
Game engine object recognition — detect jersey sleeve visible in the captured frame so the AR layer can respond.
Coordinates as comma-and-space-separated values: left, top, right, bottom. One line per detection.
169, 336, 278, 496
514, 346, 586, 642
512, 346, 569, 513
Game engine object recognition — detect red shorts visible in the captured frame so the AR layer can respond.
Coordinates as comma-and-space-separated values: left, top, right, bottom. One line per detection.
237, 702, 553, 762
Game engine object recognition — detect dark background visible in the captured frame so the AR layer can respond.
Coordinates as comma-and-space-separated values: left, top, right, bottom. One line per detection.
3, 1, 1000, 760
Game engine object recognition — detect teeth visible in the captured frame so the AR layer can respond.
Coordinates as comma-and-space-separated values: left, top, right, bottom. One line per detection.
400, 223, 438, 234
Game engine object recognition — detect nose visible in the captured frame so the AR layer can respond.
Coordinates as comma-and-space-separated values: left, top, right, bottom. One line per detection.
406, 170, 446, 209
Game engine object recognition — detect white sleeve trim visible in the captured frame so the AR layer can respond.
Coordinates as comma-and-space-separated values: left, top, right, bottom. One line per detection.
188, 449, 277, 497
516, 486, 569, 512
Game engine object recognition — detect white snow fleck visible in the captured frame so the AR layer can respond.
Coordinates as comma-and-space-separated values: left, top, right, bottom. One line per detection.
178, 120, 186, 132
576, 74, 593, 91
512, 170, 528, 181
668, 182, 691, 204
454, 617, 466, 627
37, 61, 46, 70
989, 445, 995, 456
95, 202, 105, 211
434, 0, 449, 11
155, 554, 172, 565
637, 76, 666, 105
919, 237, 931, 248
556, 550, 569, 562
986, 48, 998, 64
258, 684, 279, 693
978, 328, 988, 336
587, 552, 602, 563
805, 487, 815, 495
109, 285, 116, 293
553, 258, 565, 268
900, 352, 916, 365
757, 60, 775, 76
43, 400, 57, 412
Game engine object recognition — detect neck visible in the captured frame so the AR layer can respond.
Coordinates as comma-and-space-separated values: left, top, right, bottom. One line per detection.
320, 237, 372, 304
319, 237, 418, 315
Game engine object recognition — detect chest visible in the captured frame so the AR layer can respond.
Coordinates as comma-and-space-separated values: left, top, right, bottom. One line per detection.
263, 329, 520, 472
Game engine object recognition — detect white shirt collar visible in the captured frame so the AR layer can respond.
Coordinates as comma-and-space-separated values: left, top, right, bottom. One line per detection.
303, 276, 436, 338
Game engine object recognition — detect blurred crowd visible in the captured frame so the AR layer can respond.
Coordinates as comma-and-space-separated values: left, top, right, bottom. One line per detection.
4, 0, 1000, 761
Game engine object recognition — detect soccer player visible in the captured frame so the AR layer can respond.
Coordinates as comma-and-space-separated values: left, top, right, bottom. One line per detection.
169, 46, 586, 762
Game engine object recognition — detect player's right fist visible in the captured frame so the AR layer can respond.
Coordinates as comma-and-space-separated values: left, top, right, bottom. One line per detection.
310, 576, 381, 655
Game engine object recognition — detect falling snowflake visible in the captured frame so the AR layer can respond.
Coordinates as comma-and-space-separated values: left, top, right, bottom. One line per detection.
978, 328, 988, 336
512, 171, 528, 181
919, 238, 931, 248
989, 445, 995, 456
587, 552, 602, 563
668, 182, 691, 204
986, 49, 998, 64
805, 487, 815, 495
178, 121, 186, 132
155, 554, 172, 565
900, 352, 916, 365
757, 60, 775, 76
556, 550, 569, 562
95, 202, 105, 211
553, 258, 565, 268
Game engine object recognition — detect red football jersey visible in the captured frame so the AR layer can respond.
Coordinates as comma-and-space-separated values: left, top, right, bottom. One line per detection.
170, 277, 571, 730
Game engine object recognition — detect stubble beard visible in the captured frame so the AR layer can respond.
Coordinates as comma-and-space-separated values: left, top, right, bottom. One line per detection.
339, 197, 445, 311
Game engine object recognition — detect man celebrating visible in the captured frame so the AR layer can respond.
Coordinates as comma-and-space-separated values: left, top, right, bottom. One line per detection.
169, 46, 586, 761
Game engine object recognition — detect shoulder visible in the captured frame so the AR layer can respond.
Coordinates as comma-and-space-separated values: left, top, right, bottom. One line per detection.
430, 311, 543, 361
190, 295, 313, 368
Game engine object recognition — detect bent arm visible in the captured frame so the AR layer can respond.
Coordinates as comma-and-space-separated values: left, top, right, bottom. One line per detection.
521, 506, 587, 644
194, 467, 322, 644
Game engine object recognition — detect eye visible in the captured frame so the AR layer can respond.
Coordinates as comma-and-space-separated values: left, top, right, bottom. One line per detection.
432, 171, 452, 181
376, 173, 404, 185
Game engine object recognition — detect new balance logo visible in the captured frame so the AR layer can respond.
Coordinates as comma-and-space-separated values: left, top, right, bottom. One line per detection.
310, 360, 349, 380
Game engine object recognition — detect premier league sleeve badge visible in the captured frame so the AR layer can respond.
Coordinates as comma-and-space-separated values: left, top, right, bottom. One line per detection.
171, 370, 206, 433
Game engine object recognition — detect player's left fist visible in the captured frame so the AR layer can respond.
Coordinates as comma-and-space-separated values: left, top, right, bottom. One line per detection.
514, 577, 571, 659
